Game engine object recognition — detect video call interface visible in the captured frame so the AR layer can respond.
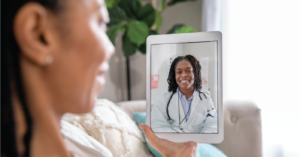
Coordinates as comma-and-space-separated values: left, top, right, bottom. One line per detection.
150, 42, 218, 134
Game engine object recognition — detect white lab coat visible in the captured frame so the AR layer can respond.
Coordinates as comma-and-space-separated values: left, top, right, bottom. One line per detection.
151, 91, 217, 133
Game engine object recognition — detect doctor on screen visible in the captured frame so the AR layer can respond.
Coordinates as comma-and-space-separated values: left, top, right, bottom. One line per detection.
151, 55, 217, 133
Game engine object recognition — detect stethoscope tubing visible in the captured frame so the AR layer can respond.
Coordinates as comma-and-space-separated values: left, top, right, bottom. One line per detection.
166, 91, 207, 126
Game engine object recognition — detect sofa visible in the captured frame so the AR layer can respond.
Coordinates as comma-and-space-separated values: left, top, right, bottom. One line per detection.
116, 100, 262, 157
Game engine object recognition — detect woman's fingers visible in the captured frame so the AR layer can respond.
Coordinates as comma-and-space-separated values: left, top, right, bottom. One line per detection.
181, 141, 198, 157
139, 124, 198, 157
139, 124, 159, 147
139, 124, 173, 155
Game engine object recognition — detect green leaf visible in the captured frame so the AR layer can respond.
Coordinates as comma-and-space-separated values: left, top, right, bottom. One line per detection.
106, 22, 126, 45
118, 0, 141, 19
167, 0, 196, 6
108, 6, 127, 26
120, 27, 126, 33
105, 0, 119, 8
138, 30, 158, 54
149, 30, 159, 35
128, 21, 149, 44
167, 24, 195, 34
167, 24, 185, 34
155, 11, 162, 31
138, 43, 146, 54
136, 4, 155, 27
106, 25, 119, 46
174, 26, 195, 33
122, 32, 138, 57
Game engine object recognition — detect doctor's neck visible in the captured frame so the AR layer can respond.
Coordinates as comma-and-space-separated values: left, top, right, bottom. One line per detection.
178, 87, 194, 99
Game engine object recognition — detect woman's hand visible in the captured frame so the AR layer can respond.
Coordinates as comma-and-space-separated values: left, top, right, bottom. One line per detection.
139, 124, 198, 157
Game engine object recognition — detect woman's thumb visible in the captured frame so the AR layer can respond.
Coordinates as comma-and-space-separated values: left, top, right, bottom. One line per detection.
139, 124, 158, 145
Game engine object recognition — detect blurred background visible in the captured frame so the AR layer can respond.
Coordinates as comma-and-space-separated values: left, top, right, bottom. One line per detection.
99, 0, 300, 156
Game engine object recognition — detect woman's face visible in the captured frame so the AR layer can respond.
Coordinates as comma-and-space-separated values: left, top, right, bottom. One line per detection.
175, 60, 195, 91
41, 0, 114, 113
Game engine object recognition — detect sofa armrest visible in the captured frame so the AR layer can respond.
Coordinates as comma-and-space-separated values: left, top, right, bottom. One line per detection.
115, 100, 146, 119
214, 101, 262, 157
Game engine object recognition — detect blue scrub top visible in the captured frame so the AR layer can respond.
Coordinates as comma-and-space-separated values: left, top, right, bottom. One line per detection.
177, 88, 196, 121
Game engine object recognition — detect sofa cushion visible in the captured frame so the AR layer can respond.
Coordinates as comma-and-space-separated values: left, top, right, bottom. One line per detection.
115, 100, 147, 119
70, 99, 153, 157
132, 112, 227, 157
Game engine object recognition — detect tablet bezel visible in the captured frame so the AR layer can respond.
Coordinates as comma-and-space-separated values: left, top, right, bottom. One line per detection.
146, 31, 223, 143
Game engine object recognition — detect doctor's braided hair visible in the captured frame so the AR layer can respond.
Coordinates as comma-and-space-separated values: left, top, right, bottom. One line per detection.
2, 1, 64, 157
167, 55, 202, 94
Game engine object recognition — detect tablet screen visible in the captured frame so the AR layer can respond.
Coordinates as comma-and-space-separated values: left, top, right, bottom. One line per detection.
150, 41, 218, 134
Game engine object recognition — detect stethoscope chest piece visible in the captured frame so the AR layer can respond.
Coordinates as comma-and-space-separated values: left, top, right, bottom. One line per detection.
167, 119, 174, 125
179, 126, 183, 130
206, 110, 214, 118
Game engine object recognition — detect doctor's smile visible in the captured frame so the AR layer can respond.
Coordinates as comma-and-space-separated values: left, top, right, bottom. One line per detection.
178, 79, 193, 86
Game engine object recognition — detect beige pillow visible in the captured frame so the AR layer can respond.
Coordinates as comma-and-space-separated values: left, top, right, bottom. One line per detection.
71, 99, 153, 157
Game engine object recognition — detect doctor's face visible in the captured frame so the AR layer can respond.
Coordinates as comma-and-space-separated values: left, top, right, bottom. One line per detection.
175, 60, 195, 90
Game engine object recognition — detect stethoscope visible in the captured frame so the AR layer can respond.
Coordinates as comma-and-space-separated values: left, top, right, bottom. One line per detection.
166, 91, 214, 131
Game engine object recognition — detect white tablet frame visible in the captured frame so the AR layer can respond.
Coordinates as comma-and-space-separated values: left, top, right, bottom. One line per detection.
146, 31, 223, 143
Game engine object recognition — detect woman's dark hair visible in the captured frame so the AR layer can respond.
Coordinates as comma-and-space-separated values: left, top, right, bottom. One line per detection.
2, 1, 63, 156
167, 55, 202, 93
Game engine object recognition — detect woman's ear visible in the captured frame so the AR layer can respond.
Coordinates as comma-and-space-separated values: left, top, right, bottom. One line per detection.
14, 2, 56, 65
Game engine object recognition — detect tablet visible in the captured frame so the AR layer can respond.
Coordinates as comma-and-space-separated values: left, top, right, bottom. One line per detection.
146, 31, 223, 143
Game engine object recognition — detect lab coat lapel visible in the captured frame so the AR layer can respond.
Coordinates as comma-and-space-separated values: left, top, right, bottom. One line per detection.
178, 93, 187, 126
169, 92, 180, 125
189, 91, 200, 119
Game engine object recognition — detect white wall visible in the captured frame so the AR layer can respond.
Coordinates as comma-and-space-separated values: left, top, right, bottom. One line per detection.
151, 44, 184, 104
98, 0, 203, 102
183, 42, 217, 105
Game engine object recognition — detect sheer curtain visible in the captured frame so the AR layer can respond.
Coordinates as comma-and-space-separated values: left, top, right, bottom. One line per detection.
202, 0, 300, 157
223, 0, 300, 157
201, 0, 222, 32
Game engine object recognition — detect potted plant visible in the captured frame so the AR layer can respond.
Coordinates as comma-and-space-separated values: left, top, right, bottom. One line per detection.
106, 0, 196, 100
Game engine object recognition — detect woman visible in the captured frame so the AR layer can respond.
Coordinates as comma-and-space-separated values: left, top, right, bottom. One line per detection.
2, 0, 197, 157
151, 55, 217, 133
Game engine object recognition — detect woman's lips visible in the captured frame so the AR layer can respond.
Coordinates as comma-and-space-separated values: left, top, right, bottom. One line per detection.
96, 63, 109, 86
96, 69, 107, 86
96, 75, 106, 86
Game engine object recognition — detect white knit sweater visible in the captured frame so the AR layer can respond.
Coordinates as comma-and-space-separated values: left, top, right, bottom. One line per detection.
61, 120, 113, 157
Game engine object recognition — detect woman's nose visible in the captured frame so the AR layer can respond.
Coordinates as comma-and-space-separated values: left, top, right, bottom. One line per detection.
181, 72, 188, 77
104, 34, 115, 60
